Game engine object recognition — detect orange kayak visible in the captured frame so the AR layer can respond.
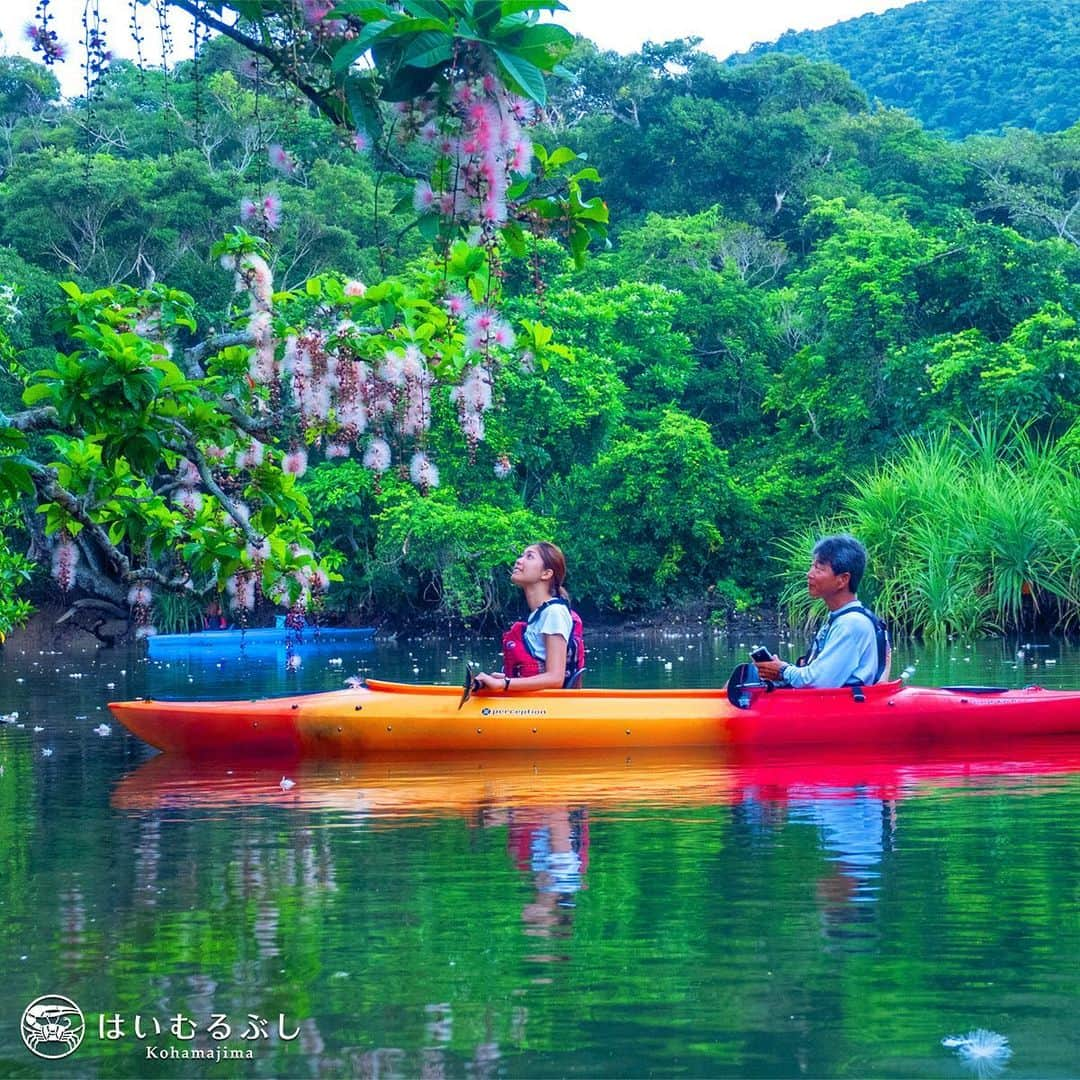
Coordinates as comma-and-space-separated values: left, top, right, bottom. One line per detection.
108, 677, 1080, 757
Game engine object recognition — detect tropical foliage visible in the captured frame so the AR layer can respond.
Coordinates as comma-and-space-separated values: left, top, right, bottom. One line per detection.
740, 0, 1080, 138
0, 0, 1079, 635
778, 424, 1080, 637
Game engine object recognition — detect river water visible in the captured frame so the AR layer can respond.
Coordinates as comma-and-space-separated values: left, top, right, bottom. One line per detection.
1, 630, 1078, 1077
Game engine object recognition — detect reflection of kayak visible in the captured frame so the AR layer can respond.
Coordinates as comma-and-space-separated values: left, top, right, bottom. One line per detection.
110, 737, 1080, 816
146, 626, 375, 658
108, 677, 1080, 757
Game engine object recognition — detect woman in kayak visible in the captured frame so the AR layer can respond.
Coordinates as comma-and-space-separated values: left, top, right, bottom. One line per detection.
473, 542, 584, 693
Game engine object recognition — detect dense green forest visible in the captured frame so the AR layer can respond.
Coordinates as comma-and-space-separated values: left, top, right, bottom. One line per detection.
0, 0, 1078, 638
738, 0, 1080, 138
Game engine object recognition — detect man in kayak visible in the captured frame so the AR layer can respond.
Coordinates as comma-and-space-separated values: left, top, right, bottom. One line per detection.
754, 534, 889, 688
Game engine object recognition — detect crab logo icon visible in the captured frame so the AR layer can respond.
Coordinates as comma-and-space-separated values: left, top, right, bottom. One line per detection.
21, 995, 85, 1059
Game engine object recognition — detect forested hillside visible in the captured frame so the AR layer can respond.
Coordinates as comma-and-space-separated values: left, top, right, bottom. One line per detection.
1, 5, 1078, 638
736, 0, 1080, 138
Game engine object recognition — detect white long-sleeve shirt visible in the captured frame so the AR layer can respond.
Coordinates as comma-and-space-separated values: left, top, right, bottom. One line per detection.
781, 601, 879, 688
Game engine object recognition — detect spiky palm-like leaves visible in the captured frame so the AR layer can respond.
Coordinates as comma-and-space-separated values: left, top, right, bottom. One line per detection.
774, 421, 1077, 636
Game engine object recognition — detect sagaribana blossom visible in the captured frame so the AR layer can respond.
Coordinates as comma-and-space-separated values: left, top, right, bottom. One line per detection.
261, 193, 282, 230
343, 280, 366, 297
239, 195, 282, 232
25, 22, 65, 63
300, 0, 334, 26
379, 351, 406, 386
363, 438, 392, 473
247, 538, 272, 561
177, 458, 200, 487
226, 572, 257, 611
235, 440, 266, 469
409, 452, 440, 490
268, 144, 296, 176
127, 585, 152, 608
175, 489, 203, 515
352, 129, 371, 154
325, 441, 351, 459
444, 293, 472, 318
460, 410, 485, 443
51, 536, 79, 592
413, 180, 436, 213
494, 455, 513, 479
282, 448, 309, 477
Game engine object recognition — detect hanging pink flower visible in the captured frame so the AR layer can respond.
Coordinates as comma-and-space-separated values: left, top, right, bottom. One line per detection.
127, 585, 152, 608
492, 321, 516, 349
353, 129, 371, 154
363, 438, 392, 473
413, 180, 436, 213
444, 293, 471, 318
409, 452, 440, 490
262, 193, 282, 230
344, 279, 366, 297
494, 455, 513, 479
282, 448, 309, 477
268, 144, 296, 175
51, 537, 79, 592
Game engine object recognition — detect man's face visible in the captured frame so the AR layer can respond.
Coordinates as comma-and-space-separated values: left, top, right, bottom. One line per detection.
807, 558, 850, 601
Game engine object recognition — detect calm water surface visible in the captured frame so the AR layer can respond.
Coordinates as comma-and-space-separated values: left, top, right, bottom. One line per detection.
1, 630, 1079, 1077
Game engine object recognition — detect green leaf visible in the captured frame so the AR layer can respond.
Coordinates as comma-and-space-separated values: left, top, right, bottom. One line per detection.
472, 0, 503, 32
570, 166, 601, 183
402, 30, 454, 68
417, 213, 442, 241
400, 0, 449, 16
568, 223, 589, 268
374, 16, 449, 37
492, 47, 547, 104
544, 146, 578, 171
498, 0, 567, 14
331, 24, 390, 77
511, 22, 573, 47
21, 382, 56, 405
501, 220, 527, 257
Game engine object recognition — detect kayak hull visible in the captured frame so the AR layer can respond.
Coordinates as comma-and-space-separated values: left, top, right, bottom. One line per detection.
108, 678, 1080, 757
146, 626, 375, 657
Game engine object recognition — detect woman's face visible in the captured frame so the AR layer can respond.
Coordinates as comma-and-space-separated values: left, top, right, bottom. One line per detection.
510, 545, 550, 588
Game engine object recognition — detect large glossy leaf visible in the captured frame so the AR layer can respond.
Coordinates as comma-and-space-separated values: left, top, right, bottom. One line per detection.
331, 25, 390, 77
373, 16, 451, 37
492, 46, 547, 104
403, 30, 455, 68
400, 0, 450, 17
498, 0, 568, 13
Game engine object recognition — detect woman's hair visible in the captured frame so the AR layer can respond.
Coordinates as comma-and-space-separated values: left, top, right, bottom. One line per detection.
534, 541, 569, 600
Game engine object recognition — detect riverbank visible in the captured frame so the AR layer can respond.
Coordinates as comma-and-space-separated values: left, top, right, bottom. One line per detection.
4, 600, 790, 652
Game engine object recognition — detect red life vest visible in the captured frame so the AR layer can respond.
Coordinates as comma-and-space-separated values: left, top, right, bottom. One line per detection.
502, 597, 585, 687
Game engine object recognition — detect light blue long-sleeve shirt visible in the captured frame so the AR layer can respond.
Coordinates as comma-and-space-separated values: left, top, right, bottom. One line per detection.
781, 601, 879, 688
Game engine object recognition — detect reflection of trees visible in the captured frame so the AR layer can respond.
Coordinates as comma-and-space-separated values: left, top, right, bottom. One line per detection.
5, 760, 1080, 1073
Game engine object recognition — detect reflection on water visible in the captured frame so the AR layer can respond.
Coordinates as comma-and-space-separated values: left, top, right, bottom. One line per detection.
2, 633, 1080, 1076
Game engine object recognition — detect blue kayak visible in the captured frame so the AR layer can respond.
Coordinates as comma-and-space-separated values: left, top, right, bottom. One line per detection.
147, 626, 376, 658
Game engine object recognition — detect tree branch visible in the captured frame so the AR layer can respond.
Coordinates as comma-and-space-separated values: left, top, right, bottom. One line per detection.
18, 456, 132, 578
165, 0, 342, 125
0, 405, 58, 431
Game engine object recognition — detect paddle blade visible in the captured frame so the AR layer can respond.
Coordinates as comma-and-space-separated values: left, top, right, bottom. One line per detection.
458, 664, 474, 710
725, 662, 762, 710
